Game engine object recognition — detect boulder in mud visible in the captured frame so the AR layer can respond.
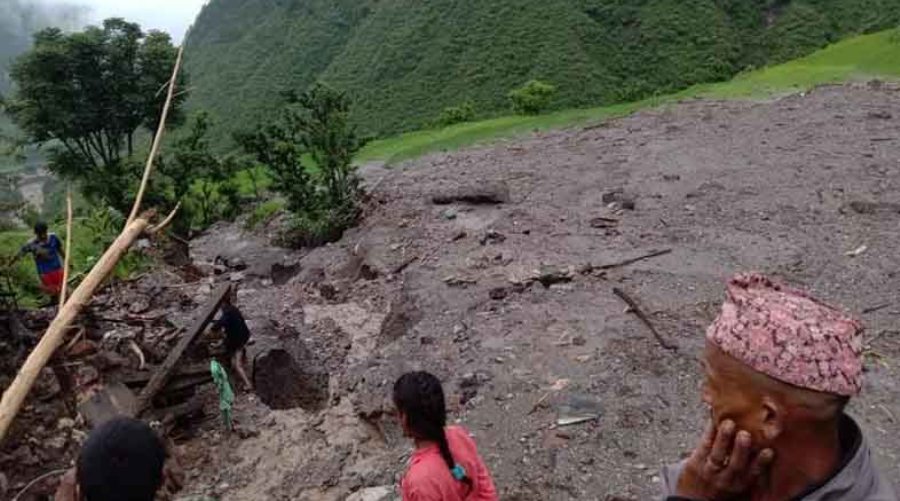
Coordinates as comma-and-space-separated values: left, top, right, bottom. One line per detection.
431, 182, 510, 205
253, 340, 328, 411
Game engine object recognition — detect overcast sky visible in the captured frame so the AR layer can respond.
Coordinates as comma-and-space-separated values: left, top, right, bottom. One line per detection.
80, 0, 208, 42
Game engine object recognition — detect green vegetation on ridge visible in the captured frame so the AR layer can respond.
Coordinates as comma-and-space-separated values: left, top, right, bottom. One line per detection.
185, 0, 900, 149
359, 28, 900, 164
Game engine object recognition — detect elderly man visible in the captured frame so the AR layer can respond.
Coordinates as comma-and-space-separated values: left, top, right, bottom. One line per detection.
663, 273, 897, 500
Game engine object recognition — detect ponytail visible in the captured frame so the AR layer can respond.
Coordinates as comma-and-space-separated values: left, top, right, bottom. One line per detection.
394, 371, 472, 486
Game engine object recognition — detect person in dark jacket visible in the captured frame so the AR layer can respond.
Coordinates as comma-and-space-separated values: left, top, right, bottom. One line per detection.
210, 292, 253, 391
662, 273, 897, 501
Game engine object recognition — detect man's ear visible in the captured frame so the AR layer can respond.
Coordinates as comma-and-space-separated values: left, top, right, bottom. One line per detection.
760, 395, 784, 442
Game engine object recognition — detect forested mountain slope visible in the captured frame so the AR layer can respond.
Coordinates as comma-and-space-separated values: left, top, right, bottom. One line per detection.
184, 0, 900, 144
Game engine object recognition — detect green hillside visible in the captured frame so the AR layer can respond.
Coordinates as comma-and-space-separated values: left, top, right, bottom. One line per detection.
360, 28, 900, 163
184, 0, 900, 147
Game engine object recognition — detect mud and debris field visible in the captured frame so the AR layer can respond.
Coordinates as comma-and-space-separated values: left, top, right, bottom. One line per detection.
7, 84, 900, 500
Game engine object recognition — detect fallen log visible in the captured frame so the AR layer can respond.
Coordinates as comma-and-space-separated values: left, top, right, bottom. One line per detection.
136, 283, 231, 414
612, 287, 678, 352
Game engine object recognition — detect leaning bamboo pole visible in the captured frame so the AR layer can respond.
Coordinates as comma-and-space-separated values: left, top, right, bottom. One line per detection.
58, 187, 73, 309
127, 45, 184, 227
0, 44, 184, 442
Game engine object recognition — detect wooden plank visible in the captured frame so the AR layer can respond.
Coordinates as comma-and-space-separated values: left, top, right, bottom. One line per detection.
136, 283, 230, 414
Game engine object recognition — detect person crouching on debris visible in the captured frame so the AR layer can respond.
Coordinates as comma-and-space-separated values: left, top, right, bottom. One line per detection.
54, 417, 183, 501
393, 371, 498, 501
16, 221, 65, 301
662, 273, 897, 501
210, 291, 253, 391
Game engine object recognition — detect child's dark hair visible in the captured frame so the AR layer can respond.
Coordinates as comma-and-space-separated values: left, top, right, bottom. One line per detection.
77, 417, 167, 501
393, 371, 470, 485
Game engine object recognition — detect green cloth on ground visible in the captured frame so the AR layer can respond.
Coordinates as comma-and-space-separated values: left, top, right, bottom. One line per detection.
210, 360, 235, 430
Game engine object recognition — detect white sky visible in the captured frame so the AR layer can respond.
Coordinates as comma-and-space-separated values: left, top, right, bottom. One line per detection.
79, 0, 208, 42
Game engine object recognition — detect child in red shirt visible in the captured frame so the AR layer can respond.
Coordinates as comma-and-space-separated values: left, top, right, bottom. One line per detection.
394, 371, 498, 501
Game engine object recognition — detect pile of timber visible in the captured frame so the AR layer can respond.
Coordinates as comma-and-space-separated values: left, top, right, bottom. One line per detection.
79, 284, 232, 429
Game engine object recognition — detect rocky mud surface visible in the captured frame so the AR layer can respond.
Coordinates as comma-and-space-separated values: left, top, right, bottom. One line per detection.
4, 83, 900, 500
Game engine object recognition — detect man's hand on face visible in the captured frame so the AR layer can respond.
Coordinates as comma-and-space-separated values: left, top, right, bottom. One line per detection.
676, 420, 775, 501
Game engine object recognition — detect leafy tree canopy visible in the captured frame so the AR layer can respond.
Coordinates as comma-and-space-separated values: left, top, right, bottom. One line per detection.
3, 18, 186, 211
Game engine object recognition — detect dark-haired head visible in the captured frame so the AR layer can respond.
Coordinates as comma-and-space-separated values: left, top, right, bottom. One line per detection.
77, 417, 166, 501
394, 371, 469, 484
33, 221, 48, 238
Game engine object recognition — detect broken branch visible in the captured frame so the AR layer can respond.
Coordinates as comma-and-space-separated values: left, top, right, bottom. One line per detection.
127, 45, 184, 226
588, 249, 672, 273
148, 201, 181, 234
612, 287, 678, 352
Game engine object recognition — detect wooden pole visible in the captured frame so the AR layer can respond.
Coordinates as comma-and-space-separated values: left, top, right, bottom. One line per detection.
59, 186, 73, 308
127, 45, 184, 226
0, 215, 152, 440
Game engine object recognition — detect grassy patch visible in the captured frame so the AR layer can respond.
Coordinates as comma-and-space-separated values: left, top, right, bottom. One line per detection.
244, 198, 285, 230
359, 29, 900, 165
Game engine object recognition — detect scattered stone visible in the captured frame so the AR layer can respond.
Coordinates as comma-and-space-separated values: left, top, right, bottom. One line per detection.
479, 229, 506, 245
442, 208, 458, 220
450, 230, 467, 242
346, 485, 394, 501
572, 335, 587, 347
319, 283, 338, 300
489, 287, 509, 300
602, 189, 636, 210
444, 276, 477, 288
299, 266, 326, 284
842, 200, 900, 215
57, 417, 76, 430
432, 182, 510, 205
557, 394, 603, 426
662, 174, 681, 181
589, 217, 618, 229
868, 110, 893, 120
536, 265, 575, 287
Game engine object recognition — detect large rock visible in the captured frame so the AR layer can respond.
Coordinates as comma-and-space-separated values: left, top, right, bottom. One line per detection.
431, 182, 510, 205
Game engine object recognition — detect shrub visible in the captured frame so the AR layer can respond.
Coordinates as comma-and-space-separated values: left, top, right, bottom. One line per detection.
435, 101, 476, 127
237, 83, 364, 248
508, 80, 557, 115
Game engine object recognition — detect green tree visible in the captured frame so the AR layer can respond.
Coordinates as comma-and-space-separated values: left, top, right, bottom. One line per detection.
237, 84, 364, 247
4, 18, 185, 211
157, 112, 241, 231
509, 80, 557, 115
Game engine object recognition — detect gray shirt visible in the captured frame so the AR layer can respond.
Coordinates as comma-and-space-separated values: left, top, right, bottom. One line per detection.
661, 415, 898, 501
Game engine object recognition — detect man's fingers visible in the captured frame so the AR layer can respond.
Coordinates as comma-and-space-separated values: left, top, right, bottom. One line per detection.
748, 448, 775, 479
708, 420, 735, 467
724, 430, 752, 479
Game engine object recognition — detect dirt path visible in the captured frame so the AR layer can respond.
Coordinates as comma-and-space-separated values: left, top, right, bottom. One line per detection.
182, 83, 900, 500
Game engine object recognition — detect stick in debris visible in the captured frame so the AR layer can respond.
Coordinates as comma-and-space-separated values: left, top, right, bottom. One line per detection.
592, 249, 672, 272
59, 186, 73, 308
863, 303, 892, 315
0, 46, 185, 442
612, 287, 678, 352
136, 283, 232, 414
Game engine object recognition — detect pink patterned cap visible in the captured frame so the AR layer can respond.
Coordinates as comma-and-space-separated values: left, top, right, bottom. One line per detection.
706, 273, 864, 397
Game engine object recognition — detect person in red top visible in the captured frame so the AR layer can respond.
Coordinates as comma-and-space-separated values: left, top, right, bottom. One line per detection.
394, 371, 498, 501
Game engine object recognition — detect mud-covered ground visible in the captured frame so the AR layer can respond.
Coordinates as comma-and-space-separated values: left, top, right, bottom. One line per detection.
9, 83, 898, 500
169, 83, 900, 500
